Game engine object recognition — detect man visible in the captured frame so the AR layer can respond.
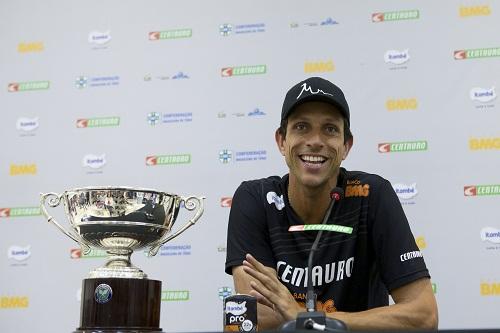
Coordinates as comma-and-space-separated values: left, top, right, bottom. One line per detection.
225, 77, 438, 330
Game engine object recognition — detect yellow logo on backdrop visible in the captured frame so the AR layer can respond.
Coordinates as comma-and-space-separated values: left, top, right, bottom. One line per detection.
415, 236, 427, 250
304, 60, 335, 73
469, 137, 500, 150
17, 42, 44, 53
480, 282, 500, 296
9, 164, 37, 176
386, 98, 418, 111
0, 296, 29, 308
459, 5, 491, 17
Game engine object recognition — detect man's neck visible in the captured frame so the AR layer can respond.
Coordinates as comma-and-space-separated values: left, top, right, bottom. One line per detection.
288, 175, 339, 225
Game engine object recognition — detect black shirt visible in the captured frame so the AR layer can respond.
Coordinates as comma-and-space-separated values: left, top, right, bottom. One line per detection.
225, 168, 429, 312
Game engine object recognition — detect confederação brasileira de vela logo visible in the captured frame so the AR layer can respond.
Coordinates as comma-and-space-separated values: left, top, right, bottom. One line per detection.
378, 141, 427, 153
145, 154, 191, 166
372, 10, 419, 22
0, 207, 41, 218
148, 29, 192, 40
7, 81, 50, 92
454, 47, 500, 60
221, 65, 266, 77
464, 185, 500, 197
76, 117, 120, 128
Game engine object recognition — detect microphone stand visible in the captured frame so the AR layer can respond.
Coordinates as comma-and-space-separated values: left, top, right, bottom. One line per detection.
280, 189, 347, 332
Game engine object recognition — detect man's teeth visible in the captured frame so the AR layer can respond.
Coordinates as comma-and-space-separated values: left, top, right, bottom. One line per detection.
300, 155, 326, 163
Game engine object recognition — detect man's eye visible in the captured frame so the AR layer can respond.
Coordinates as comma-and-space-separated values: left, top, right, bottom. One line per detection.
295, 123, 306, 130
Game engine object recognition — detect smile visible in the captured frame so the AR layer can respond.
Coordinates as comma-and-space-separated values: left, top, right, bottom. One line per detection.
299, 154, 327, 164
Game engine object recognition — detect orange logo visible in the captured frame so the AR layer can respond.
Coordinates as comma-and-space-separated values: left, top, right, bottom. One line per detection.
345, 184, 370, 197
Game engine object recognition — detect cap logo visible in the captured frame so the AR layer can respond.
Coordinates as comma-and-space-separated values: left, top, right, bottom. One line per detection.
297, 82, 333, 100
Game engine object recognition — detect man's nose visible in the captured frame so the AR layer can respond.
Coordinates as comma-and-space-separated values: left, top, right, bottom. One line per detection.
305, 130, 324, 148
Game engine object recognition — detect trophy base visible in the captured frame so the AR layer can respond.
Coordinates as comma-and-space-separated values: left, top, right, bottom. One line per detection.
78, 278, 162, 332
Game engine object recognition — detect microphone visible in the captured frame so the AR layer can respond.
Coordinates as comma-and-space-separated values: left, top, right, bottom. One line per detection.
281, 187, 347, 331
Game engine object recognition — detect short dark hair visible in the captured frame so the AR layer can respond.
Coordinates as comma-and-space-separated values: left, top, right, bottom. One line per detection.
278, 116, 353, 143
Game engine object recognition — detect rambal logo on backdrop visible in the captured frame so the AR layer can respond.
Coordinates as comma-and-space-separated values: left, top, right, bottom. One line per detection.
470, 87, 496, 103
469, 137, 500, 150
393, 183, 418, 205
75, 75, 119, 88
0, 207, 40, 218
161, 290, 189, 301
146, 154, 191, 166
378, 141, 427, 153
290, 17, 339, 28
386, 98, 418, 111
480, 282, 500, 296
454, 47, 500, 60
459, 5, 491, 17
219, 149, 267, 162
464, 185, 500, 196
18, 42, 44, 53
10, 163, 37, 176
149, 29, 192, 40
8, 245, 31, 262
304, 60, 334, 73
219, 23, 265, 36
82, 154, 106, 170
88, 30, 111, 46
16, 117, 39, 133
481, 227, 500, 244
0, 297, 29, 309
372, 10, 419, 22
221, 65, 266, 77
384, 49, 410, 65
76, 117, 120, 128
8, 81, 49, 92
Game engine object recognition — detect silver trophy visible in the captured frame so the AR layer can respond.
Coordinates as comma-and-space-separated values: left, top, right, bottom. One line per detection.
40, 186, 204, 279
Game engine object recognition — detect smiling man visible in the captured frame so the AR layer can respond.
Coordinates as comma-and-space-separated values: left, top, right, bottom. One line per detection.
225, 77, 438, 330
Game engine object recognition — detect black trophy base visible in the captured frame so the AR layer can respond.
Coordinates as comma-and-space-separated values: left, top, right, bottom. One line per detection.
77, 278, 162, 332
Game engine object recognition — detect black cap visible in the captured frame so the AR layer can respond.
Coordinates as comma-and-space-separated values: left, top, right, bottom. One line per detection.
281, 77, 350, 127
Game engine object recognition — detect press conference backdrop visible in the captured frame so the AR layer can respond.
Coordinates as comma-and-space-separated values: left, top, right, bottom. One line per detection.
1, 1, 499, 332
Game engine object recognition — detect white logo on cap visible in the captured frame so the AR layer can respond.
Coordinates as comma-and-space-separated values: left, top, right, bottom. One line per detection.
297, 83, 333, 100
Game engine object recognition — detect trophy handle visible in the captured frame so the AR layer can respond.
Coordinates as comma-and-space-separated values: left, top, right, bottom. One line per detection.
40, 192, 91, 254
148, 195, 205, 257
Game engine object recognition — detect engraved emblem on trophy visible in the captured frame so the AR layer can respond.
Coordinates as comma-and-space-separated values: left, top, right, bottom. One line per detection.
40, 187, 204, 332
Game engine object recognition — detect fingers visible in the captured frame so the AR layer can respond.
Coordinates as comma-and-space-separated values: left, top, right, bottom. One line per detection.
248, 290, 274, 309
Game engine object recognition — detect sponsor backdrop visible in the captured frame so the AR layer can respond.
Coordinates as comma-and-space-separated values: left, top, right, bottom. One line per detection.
1, 1, 499, 332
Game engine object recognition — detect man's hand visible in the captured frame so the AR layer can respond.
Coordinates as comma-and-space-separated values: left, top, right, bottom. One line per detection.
241, 254, 302, 322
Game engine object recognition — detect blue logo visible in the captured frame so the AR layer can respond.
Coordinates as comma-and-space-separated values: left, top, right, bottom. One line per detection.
94, 284, 113, 304
172, 72, 189, 79
75, 76, 88, 89
220, 23, 265, 35
147, 112, 161, 126
219, 150, 232, 163
76, 75, 119, 88
248, 108, 266, 116
218, 287, 233, 300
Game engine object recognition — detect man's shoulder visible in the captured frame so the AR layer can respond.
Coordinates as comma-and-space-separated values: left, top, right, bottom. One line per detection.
238, 175, 287, 194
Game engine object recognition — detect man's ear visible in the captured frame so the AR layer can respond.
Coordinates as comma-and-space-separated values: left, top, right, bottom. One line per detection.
342, 137, 354, 160
275, 128, 286, 156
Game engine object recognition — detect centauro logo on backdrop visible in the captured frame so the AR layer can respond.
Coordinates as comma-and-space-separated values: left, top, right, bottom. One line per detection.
18, 42, 44, 53
161, 290, 189, 301
221, 65, 266, 77
469, 137, 500, 150
480, 282, 500, 296
459, 5, 491, 17
0, 296, 29, 309
454, 47, 500, 60
76, 117, 120, 128
386, 98, 418, 111
464, 185, 500, 196
378, 141, 428, 153
372, 10, 419, 22
304, 60, 335, 73
70, 248, 107, 259
145, 154, 191, 166
0, 207, 41, 218
149, 29, 192, 40
9, 163, 37, 176
7, 81, 49, 92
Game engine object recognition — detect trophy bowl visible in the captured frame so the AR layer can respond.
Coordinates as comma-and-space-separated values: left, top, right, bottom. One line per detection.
41, 186, 204, 279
